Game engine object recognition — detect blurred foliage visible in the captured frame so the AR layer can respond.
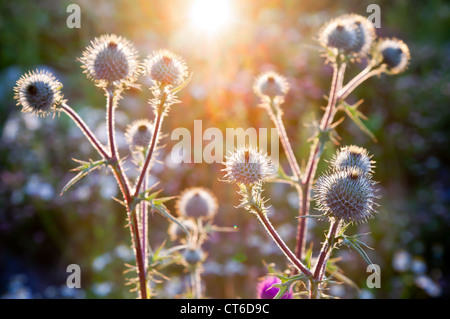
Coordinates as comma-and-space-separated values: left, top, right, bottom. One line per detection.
1, 0, 449, 298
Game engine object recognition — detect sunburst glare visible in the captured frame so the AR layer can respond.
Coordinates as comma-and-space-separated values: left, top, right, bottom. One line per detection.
189, 0, 234, 34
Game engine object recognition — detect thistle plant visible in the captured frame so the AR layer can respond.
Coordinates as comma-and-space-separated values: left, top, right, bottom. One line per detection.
13, 34, 193, 299
222, 13, 410, 298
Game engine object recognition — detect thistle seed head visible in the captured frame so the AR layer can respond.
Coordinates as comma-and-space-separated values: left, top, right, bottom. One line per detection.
344, 14, 376, 56
330, 145, 375, 175
183, 247, 205, 265
319, 17, 358, 52
223, 146, 273, 185
143, 50, 188, 86
176, 187, 218, 220
125, 119, 153, 150
253, 71, 290, 99
14, 69, 64, 117
80, 34, 140, 87
314, 168, 377, 224
376, 38, 411, 74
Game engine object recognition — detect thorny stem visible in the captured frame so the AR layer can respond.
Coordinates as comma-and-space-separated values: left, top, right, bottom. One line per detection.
133, 90, 167, 198
62, 99, 147, 298
61, 103, 109, 159
338, 66, 385, 101
190, 265, 203, 299
244, 186, 313, 278
267, 99, 301, 181
310, 219, 340, 298
294, 62, 346, 261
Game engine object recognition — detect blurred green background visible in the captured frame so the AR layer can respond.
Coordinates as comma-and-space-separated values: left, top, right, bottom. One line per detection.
1, 0, 449, 298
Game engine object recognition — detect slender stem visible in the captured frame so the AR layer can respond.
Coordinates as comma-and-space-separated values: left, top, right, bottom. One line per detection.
268, 99, 301, 181
61, 103, 109, 159
190, 266, 202, 299
338, 67, 383, 101
133, 92, 167, 198
294, 62, 346, 261
105, 88, 147, 299
313, 220, 340, 282
141, 174, 148, 276
245, 184, 312, 277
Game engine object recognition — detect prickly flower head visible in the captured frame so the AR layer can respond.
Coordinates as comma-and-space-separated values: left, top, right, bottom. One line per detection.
144, 50, 188, 86
176, 187, 218, 219
342, 14, 376, 56
314, 168, 377, 223
14, 69, 64, 117
253, 71, 290, 99
376, 38, 411, 74
223, 146, 273, 185
80, 34, 140, 87
183, 247, 204, 265
330, 145, 374, 175
125, 119, 153, 150
318, 16, 358, 52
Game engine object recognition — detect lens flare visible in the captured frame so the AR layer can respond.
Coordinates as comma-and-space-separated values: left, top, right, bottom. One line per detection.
189, 0, 233, 34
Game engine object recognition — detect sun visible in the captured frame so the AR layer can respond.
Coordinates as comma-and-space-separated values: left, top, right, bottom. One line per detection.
188, 0, 233, 34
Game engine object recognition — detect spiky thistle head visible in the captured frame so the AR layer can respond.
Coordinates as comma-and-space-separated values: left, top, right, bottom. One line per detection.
375, 38, 411, 74
223, 146, 273, 185
344, 14, 376, 56
183, 247, 205, 265
330, 145, 375, 175
318, 16, 358, 53
143, 50, 188, 86
314, 168, 377, 224
253, 71, 290, 99
176, 187, 218, 220
125, 119, 153, 150
80, 34, 140, 87
14, 69, 64, 117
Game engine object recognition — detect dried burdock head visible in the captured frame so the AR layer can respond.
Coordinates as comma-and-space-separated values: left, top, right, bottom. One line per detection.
183, 247, 205, 265
314, 168, 377, 224
80, 34, 140, 87
375, 38, 411, 74
318, 16, 358, 53
176, 187, 218, 220
168, 218, 197, 241
143, 50, 188, 86
330, 145, 375, 175
253, 71, 290, 99
223, 146, 273, 185
14, 69, 64, 117
125, 119, 154, 150
257, 276, 293, 299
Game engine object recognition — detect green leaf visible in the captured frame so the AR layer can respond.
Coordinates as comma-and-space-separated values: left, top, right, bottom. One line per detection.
149, 199, 190, 239
342, 100, 377, 142
170, 73, 193, 94
60, 158, 108, 195
339, 234, 375, 269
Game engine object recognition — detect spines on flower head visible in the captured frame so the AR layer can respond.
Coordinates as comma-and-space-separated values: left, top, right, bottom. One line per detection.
80, 34, 140, 87
125, 119, 154, 150
314, 167, 377, 224
223, 146, 274, 185
330, 145, 375, 175
176, 187, 218, 220
182, 247, 205, 265
253, 71, 290, 99
374, 38, 411, 74
318, 13, 376, 61
143, 50, 188, 86
14, 69, 64, 117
